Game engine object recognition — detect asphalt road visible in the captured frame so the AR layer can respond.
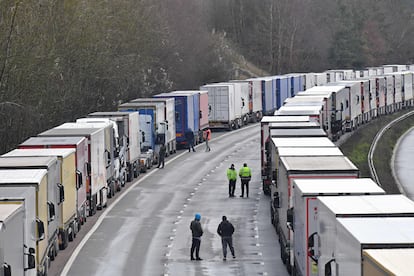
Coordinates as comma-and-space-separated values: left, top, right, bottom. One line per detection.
49, 124, 288, 276
393, 126, 414, 197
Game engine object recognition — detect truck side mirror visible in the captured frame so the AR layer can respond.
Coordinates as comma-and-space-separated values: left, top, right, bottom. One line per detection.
24, 247, 36, 271
325, 259, 335, 276
57, 183, 64, 203
273, 192, 280, 209
47, 201, 55, 222
36, 218, 45, 241
272, 170, 277, 181
3, 263, 11, 276
76, 170, 83, 189
287, 208, 294, 231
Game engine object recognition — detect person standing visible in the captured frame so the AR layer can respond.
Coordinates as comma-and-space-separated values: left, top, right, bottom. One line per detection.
204, 128, 211, 152
190, 213, 203, 261
185, 128, 196, 152
226, 164, 237, 197
157, 144, 166, 168
217, 215, 235, 261
239, 163, 252, 197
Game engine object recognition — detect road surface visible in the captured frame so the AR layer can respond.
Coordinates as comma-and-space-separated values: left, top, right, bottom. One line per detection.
56, 124, 288, 276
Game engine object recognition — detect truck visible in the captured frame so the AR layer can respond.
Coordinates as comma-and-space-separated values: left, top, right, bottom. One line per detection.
138, 114, 155, 171
18, 136, 89, 228
200, 82, 243, 130
0, 156, 63, 258
260, 116, 311, 195
231, 79, 263, 122
3, 148, 79, 251
154, 91, 206, 147
362, 248, 414, 276
247, 77, 277, 115
75, 119, 119, 196
131, 98, 176, 155
0, 169, 48, 276
87, 111, 141, 182
317, 194, 414, 276
118, 99, 169, 165
293, 181, 388, 276
0, 203, 30, 276
38, 126, 108, 216
326, 217, 414, 276
272, 156, 359, 273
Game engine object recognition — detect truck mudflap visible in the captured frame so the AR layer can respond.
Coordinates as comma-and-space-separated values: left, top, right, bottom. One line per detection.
262, 178, 271, 195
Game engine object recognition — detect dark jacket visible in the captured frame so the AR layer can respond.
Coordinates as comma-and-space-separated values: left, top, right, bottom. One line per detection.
185, 129, 195, 143
217, 220, 235, 237
190, 220, 203, 238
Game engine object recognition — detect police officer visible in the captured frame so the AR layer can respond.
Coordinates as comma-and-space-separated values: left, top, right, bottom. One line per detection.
226, 164, 237, 197
239, 163, 252, 197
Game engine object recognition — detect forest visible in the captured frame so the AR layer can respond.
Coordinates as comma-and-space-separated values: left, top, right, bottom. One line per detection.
0, 0, 413, 153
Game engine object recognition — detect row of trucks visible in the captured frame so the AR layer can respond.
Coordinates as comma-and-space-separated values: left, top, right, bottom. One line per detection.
0, 92, 210, 275
0, 110, 151, 275
261, 106, 414, 275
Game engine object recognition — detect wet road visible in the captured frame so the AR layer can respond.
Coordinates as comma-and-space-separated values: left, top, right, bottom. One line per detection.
393, 126, 414, 197
59, 124, 289, 276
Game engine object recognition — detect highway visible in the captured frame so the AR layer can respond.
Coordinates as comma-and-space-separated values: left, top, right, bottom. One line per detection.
53, 124, 289, 276
393, 126, 414, 198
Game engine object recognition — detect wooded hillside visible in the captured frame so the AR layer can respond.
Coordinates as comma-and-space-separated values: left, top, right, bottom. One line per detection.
1, 0, 413, 153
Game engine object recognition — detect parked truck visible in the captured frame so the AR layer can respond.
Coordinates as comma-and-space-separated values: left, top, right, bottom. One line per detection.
87, 111, 141, 182
3, 148, 79, 251
272, 155, 359, 273
0, 203, 29, 276
75, 119, 119, 196
362, 248, 414, 276
325, 217, 414, 276
232, 79, 263, 122
118, 99, 169, 165
154, 91, 205, 147
39, 125, 108, 216
293, 180, 387, 276
317, 194, 414, 276
18, 136, 89, 229
0, 169, 48, 276
0, 156, 63, 259
200, 82, 243, 130
132, 97, 177, 155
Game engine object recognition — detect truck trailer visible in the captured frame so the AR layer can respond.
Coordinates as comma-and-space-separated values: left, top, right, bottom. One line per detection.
87, 111, 141, 182
18, 136, 89, 230
39, 126, 108, 216
0, 169, 48, 276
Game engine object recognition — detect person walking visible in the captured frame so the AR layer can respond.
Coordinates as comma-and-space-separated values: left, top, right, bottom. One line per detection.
204, 128, 211, 152
217, 215, 235, 261
185, 128, 196, 152
239, 163, 252, 197
226, 164, 237, 197
190, 213, 203, 261
157, 144, 166, 168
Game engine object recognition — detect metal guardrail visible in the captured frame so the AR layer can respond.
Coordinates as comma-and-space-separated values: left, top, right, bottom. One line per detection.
368, 110, 414, 186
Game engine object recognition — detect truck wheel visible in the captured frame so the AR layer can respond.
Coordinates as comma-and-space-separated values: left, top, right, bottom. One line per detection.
68, 227, 74, 242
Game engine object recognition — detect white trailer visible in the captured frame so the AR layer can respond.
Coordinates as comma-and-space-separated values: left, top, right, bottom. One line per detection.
88, 111, 141, 182
329, 217, 414, 276
362, 248, 414, 276
260, 116, 311, 195
231, 79, 263, 122
0, 169, 48, 276
0, 156, 62, 258
18, 136, 89, 230
39, 126, 108, 216
132, 98, 177, 155
292, 180, 387, 276
200, 82, 242, 129
274, 156, 359, 273
0, 203, 28, 276
274, 105, 324, 125
74, 120, 118, 197
3, 148, 79, 251
318, 194, 414, 276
